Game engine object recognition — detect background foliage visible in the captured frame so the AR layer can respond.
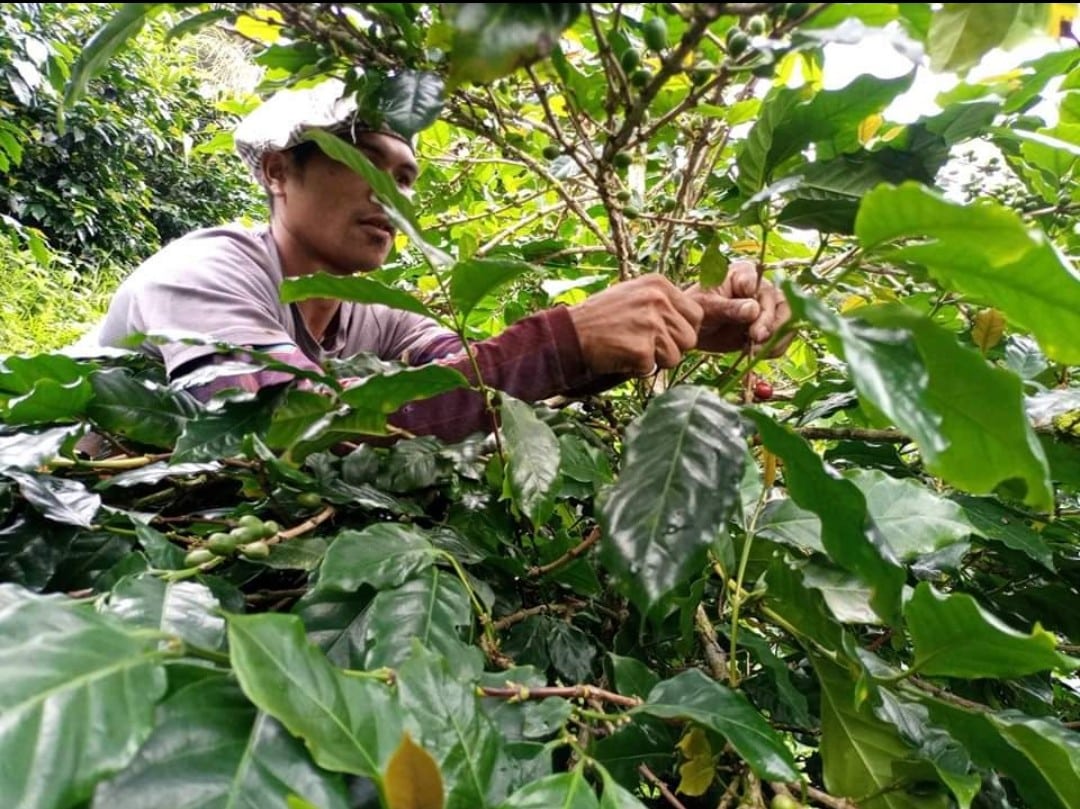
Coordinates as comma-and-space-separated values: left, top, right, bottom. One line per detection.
2, 3, 1080, 809
0, 2, 262, 352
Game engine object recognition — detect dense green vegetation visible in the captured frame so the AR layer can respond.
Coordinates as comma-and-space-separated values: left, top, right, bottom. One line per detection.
1, 4, 1079, 809
0, 2, 262, 351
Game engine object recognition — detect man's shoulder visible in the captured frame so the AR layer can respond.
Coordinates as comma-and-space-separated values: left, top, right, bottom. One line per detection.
149, 222, 274, 270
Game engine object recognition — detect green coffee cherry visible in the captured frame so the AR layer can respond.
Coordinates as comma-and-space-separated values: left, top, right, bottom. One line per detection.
748, 15, 767, 35
207, 532, 238, 556
691, 64, 713, 85
184, 548, 215, 567
620, 47, 641, 73
230, 525, 263, 543
261, 520, 281, 538
727, 31, 750, 58
630, 68, 653, 88
239, 540, 271, 560
238, 514, 264, 532
297, 492, 323, 509
622, 205, 641, 219
615, 189, 632, 202
643, 17, 668, 52
784, 3, 809, 20
612, 151, 632, 169
542, 144, 562, 160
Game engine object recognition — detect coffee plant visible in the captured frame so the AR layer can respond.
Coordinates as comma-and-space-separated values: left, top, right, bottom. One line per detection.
1, 4, 1079, 809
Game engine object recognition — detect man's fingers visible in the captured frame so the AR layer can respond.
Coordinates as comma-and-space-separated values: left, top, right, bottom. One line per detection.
724, 261, 760, 298
750, 284, 780, 343
655, 332, 682, 368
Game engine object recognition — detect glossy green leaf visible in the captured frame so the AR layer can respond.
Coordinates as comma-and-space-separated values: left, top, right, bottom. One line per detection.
378, 70, 445, 140
450, 258, 535, 320
397, 644, 501, 809
813, 652, 947, 809
95, 461, 223, 489
598, 768, 649, 809
736, 629, 814, 728
927, 4, 1045, 75
919, 697, 1080, 809
906, 582, 1077, 678
737, 73, 913, 195
759, 470, 975, 561
264, 537, 329, 571
873, 691, 981, 809
856, 182, 1080, 365
317, 525, 440, 592
496, 768, 599, 809
64, 4, 163, 108
0, 584, 166, 809
88, 368, 198, 447
445, 4, 584, 89
340, 365, 469, 434
0, 424, 81, 470
4, 375, 92, 424
637, 669, 799, 782
744, 411, 903, 624
599, 387, 746, 615
501, 397, 560, 526
280, 271, 438, 321
589, 722, 675, 791
266, 389, 335, 449
5, 469, 101, 527
953, 495, 1054, 569
607, 654, 659, 701
103, 573, 225, 651
172, 395, 275, 464
360, 567, 477, 672
791, 288, 1053, 511
0, 353, 88, 395
134, 523, 187, 570
547, 619, 596, 683
227, 612, 403, 784
295, 588, 374, 669
92, 676, 348, 809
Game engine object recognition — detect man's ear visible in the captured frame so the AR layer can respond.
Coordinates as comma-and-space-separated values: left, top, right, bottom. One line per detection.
262, 151, 290, 198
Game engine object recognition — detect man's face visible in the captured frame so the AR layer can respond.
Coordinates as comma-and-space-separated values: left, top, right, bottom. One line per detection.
270, 131, 419, 275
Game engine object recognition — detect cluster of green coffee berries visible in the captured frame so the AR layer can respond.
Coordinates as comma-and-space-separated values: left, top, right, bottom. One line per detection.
183, 514, 281, 567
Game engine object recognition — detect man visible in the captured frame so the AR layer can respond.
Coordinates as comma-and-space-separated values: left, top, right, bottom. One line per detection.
82, 80, 792, 443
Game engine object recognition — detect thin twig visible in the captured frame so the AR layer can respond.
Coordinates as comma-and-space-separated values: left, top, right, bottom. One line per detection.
527, 526, 601, 577
492, 601, 581, 632
695, 604, 728, 680
272, 505, 336, 545
481, 683, 642, 708
796, 427, 911, 443
638, 764, 689, 809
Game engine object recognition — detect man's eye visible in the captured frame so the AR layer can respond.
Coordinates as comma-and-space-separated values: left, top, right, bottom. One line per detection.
396, 176, 415, 190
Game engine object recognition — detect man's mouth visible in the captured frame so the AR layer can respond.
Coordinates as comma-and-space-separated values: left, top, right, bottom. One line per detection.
357, 218, 394, 238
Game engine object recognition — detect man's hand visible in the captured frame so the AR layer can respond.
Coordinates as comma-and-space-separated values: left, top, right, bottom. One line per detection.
567, 275, 703, 376
690, 260, 793, 356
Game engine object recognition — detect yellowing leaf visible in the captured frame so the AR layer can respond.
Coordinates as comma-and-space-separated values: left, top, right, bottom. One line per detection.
234, 9, 282, 43
675, 727, 715, 796
417, 275, 440, 294
857, 113, 883, 145
1049, 3, 1077, 36
972, 308, 1005, 353
732, 239, 761, 252
839, 295, 868, 313
385, 732, 444, 809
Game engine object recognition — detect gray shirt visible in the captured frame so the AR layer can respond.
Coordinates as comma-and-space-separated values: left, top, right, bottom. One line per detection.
84, 223, 453, 374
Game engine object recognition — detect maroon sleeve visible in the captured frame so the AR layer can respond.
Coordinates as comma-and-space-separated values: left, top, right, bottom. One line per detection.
386, 306, 612, 442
